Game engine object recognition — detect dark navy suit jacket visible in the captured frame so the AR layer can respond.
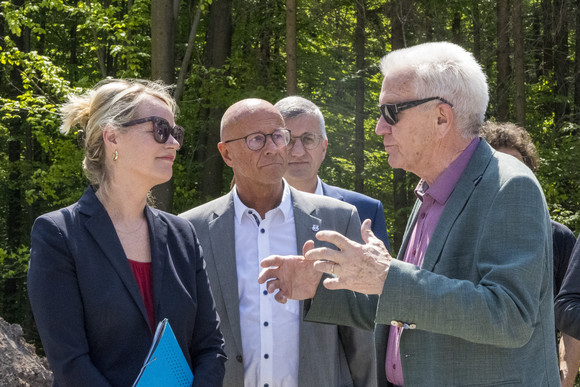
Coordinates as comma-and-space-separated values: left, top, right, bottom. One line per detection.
27, 187, 226, 387
322, 181, 390, 250
555, 237, 580, 339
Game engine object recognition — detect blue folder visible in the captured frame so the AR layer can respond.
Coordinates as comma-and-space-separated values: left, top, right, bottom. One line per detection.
133, 318, 194, 387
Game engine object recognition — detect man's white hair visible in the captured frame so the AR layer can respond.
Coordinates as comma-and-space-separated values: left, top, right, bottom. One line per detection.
380, 42, 489, 138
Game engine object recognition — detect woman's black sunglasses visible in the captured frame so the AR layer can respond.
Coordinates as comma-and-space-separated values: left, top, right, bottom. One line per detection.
121, 116, 184, 147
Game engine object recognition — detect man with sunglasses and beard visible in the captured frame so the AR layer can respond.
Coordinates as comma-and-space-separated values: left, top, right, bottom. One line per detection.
259, 42, 560, 386
180, 98, 377, 387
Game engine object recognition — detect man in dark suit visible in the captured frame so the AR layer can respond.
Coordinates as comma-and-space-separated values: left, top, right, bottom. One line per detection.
274, 96, 390, 251
180, 98, 376, 387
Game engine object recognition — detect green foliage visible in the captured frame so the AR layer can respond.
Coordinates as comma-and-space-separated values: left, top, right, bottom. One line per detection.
1, 0, 580, 355
537, 125, 580, 234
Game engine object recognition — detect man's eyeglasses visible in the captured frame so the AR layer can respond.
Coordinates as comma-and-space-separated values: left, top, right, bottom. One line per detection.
379, 97, 453, 125
121, 116, 185, 147
224, 128, 291, 151
288, 132, 323, 150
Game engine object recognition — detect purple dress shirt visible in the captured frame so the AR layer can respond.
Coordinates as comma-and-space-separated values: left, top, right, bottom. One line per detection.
385, 138, 481, 386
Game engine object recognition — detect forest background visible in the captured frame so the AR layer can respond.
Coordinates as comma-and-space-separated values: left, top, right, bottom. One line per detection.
1, 0, 579, 355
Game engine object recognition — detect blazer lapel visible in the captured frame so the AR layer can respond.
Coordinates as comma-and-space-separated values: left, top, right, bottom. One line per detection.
398, 201, 421, 259
148, 207, 168, 330
289, 188, 324, 381
207, 194, 244, 353
291, 188, 322, 252
79, 188, 151, 328
421, 140, 493, 272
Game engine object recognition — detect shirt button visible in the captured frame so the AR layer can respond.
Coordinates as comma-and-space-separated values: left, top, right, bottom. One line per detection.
264, 353, 269, 359
420, 213, 426, 219
263, 321, 269, 327
264, 384, 269, 387
260, 228, 265, 233
236, 355, 243, 363
263, 290, 268, 295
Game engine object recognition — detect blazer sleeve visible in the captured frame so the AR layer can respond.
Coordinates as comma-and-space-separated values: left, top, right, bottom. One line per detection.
555, 240, 580, 339
185, 223, 227, 386
27, 215, 112, 387
337, 325, 378, 387
376, 173, 552, 347
304, 206, 378, 331
370, 200, 390, 252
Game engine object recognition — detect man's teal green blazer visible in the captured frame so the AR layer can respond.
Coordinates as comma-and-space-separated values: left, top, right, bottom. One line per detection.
306, 140, 560, 386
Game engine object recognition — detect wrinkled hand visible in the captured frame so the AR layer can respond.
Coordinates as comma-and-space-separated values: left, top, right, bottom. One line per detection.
305, 219, 392, 294
258, 241, 322, 304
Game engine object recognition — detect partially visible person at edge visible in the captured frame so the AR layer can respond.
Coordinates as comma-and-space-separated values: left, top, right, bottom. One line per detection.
180, 98, 377, 387
259, 41, 560, 386
274, 96, 391, 251
557, 239, 580, 386
481, 120, 579, 387
27, 79, 226, 387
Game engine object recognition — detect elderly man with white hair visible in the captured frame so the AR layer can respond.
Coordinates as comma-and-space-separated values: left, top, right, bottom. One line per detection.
260, 42, 560, 386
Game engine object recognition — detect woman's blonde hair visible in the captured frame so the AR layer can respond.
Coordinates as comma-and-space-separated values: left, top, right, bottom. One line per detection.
60, 79, 176, 186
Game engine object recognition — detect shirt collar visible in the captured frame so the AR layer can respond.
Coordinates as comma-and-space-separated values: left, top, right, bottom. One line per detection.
314, 176, 324, 196
415, 137, 480, 205
233, 179, 293, 225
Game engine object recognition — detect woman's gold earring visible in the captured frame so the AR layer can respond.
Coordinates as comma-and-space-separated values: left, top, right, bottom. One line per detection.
112, 150, 119, 161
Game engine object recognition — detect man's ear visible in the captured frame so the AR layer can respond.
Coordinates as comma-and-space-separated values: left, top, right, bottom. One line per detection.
436, 103, 454, 138
218, 142, 234, 167
321, 138, 328, 160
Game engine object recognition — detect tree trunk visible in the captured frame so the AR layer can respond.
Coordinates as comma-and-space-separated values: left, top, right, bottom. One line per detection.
286, 0, 297, 95
472, 0, 482, 61
390, 0, 406, 49
575, 0, 580, 123
452, 11, 461, 44
531, 2, 543, 81
553, 0, 570, 127
513, 0, 525, 125
354, 0, 366, 193
196, 0, 233, 201
497, 0, 510, 121
389, 0, 411, 252
151, 0, 177, 211
174, 2, 203, 103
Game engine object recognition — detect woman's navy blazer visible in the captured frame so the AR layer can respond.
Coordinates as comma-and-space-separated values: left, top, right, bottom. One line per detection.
28, 187, 226, 386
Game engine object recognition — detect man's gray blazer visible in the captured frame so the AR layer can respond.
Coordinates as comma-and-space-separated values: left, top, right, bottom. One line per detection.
305, 140, 560, 386
180, 186, 377, 387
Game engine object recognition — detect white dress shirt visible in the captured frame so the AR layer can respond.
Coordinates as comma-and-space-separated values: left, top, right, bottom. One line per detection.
314, 176, 324, 195
233, 182, 300, 387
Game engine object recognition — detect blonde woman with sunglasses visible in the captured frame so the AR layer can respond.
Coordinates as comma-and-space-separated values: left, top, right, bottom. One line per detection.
27, 79, 226, 387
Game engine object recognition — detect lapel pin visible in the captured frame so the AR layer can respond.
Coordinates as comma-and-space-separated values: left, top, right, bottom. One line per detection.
312, 225, 320, 232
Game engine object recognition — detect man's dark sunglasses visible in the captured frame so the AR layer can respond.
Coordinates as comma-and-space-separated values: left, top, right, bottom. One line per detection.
379, 97, 453, 125
121, 116, 184, 147
224, 128, 291, 151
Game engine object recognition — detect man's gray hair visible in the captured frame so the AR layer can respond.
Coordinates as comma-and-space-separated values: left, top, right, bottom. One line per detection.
380, 42, 489, 138
274, 96, 327, 139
